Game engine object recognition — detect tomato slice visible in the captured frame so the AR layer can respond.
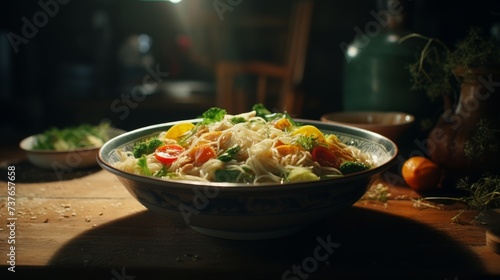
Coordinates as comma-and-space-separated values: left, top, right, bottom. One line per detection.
154, 144, 185, 164
312, 146, 339, 168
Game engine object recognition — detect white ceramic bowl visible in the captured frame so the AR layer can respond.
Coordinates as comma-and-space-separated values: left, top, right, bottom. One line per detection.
20, 128, 126, 170
321, 111, 415, 141
97, 119, 398, 240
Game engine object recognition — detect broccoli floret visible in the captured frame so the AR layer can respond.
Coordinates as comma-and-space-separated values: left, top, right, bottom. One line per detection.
339, 161, 370, 175
133, 138, 163, 158
230, 116, 246, 124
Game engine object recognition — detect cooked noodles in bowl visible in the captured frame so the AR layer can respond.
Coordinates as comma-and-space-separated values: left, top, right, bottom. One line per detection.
114, 106, 375, 184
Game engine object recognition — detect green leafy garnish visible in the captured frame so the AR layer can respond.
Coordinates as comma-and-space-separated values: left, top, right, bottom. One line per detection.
154, 165, 168, 177
252, 103, 282, 122
230, 117, 246, 124
137, 155, 151, 176
215, 169, 241, 182
253, 103, 274, 118
215, 168, 254, 183
132, 137, 163, 158
200, 107, 226, 124
252, 103, 298, 127
339, 161, 370, 175
296, 135, 317, 151
217, 145, 241, 162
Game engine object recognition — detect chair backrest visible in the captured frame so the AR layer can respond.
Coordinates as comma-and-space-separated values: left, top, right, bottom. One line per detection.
278, 0, 313, 115
286, 0, 314, 86
215, 0, 314, 115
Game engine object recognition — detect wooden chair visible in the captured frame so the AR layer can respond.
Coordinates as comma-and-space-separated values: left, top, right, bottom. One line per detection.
215, 0, 314, 116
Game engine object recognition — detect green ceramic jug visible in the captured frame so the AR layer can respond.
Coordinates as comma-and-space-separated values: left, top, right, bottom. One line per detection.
341, 0, 431, 120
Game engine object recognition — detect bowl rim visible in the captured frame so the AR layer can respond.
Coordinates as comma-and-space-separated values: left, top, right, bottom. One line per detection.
20, 127, 127, 155
97, 118, 399, 191
321, 111, 415, 128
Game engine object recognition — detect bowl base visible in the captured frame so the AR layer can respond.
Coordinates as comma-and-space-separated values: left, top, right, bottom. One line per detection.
139, 200, 308, 240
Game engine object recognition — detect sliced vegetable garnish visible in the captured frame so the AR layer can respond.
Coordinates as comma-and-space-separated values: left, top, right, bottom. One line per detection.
191, 144, 216, 166
164, 122, 195, 142
292, 125, 325, 142
154, 144, 185, 164
312, 146, 339, 168
275, 144, 303, 156
218, 145, 241, 162
287, 167, 320, 182
274, 118, 293, 131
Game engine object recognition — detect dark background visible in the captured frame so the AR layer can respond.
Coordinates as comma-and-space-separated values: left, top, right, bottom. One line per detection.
1, 0, 500, 145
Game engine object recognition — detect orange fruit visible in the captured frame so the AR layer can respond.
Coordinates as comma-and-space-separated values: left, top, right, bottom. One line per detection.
401, 156, 442, 191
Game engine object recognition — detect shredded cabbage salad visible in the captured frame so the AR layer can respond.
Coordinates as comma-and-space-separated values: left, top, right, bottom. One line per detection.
33, 122, 112, 151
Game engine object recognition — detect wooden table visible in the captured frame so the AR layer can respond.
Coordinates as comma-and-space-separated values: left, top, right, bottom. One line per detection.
1, 147, 499, 280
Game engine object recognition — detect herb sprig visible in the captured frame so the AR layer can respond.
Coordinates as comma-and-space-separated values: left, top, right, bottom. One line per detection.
415, 173, 500, 224
464, 119, 500, 160
455, 174, 500, 223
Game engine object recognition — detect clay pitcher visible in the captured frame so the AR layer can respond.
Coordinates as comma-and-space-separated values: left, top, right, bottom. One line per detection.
427, 67, 500, 181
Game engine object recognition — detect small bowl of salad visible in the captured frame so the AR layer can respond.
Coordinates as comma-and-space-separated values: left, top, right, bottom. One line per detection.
20, 122, 125, 170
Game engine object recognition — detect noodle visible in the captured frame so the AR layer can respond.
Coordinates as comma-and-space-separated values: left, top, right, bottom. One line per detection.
114, 108, 375, 184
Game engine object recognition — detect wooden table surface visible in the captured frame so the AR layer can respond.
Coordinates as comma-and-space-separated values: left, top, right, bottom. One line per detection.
1, 147, 499, 280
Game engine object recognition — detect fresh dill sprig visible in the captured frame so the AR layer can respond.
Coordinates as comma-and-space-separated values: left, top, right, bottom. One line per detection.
457, 174, 500, 214
295, 135, 317, 151
415, 173, 500, 224
401, 27, 500, 102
